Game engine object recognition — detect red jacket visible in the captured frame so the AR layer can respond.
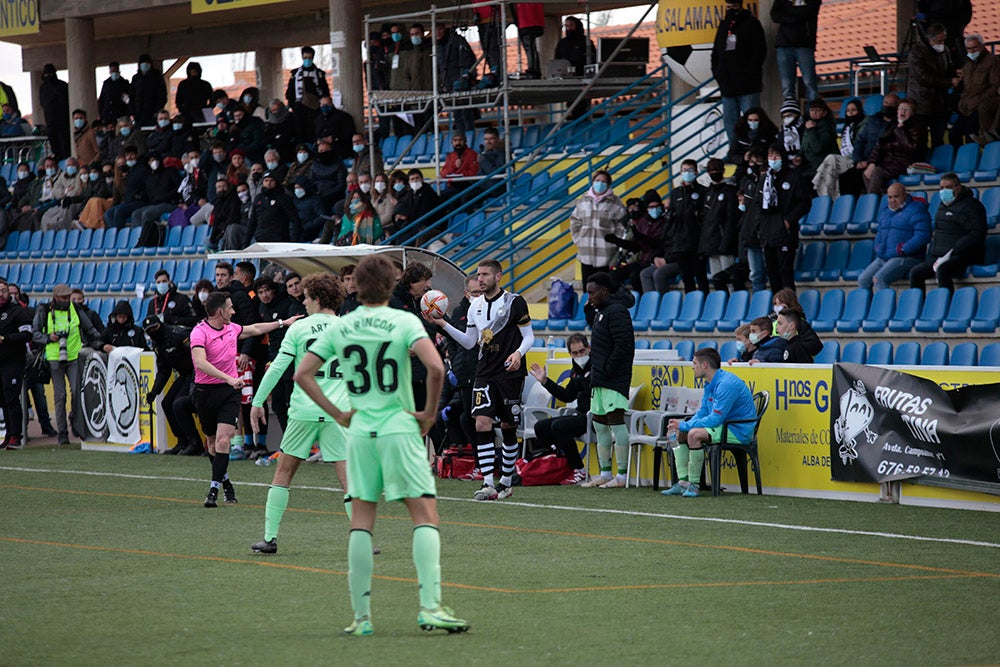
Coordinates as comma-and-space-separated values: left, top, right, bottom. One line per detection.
442, 148, 479, 185
513, 3, 545, 29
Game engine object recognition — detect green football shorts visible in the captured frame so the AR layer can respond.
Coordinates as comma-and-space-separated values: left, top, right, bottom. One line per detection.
702, 425, 747, 445
279, 418, 347, 461
347, 430, 437, 503
591, 387, 628, 416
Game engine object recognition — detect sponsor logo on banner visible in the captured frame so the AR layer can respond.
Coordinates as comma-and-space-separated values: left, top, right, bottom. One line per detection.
655, 0, 759, 48
191, 0, 294, 15
0, 0, 39, 38
108, 348, 142, 444
833, 379, 878, 466
81, 352, 109, 440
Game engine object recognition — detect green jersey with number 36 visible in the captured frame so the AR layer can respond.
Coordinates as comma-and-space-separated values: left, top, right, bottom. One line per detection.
307, 305, 429, 436
252, 313, 351, 422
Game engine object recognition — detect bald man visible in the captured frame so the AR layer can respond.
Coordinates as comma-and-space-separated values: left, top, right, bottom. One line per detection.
857, 182, 932, 291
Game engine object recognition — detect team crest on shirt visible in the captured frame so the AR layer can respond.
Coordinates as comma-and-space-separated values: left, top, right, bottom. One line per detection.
481, 328, 494, 345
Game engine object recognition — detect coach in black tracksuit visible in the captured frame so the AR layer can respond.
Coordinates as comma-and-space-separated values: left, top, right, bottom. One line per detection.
754, 144, 812, 292
143, 316, 201, 456
664, 165, 709, 293
530, 336, 591, 472
0, 285, 33, 448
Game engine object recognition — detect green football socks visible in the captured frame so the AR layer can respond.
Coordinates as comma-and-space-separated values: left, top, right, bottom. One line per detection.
689, 448, 705, 485
263, 485, 289, 541
612, 423, 630, 475
594, 421, 613, 472
412, 525, 442, 610
673, 444, 689, 481
348, 529, 374, 619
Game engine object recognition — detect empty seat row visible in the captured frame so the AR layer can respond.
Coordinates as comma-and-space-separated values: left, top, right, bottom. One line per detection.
1, 225, 209, 260
2, 258, 214, 295
897, 141, 1000, 186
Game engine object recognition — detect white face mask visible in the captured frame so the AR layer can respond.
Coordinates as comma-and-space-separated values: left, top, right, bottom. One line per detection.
773, 304, 784, 315
359, 182, 371, 194
931, 43, 946, 53
374, 181, 387, 193
198, 291, 210, 303
573, 355, 590, 368
185, 161, 195, 174
782, 116, 797, 127
409, 180, 422, 191
749, 332, 762, 345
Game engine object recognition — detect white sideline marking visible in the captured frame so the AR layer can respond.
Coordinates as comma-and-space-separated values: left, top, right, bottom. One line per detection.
3, 465, 999, 549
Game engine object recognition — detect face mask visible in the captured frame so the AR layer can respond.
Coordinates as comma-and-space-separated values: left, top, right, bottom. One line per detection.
54, 301, 70, 311
782, 116, 797, 127
748, 120, 760, 131
320, 105, 332, 114
592, 180, 608, 194
198, 291, 209, 303
708, 172, 724, 183
359, 182, 371, 194
17, 171, 28, 180
968, 50, 980, 61
149, 161, 159, 171
251, 172, 262, 183
105, 176, 114, 184
411, 36, 423, 46
170, 123, 183, 132
89, 172, 99, 182
773, 304, 784, 315
265, 161, 278, 171
1, 112, 10, 121
155, 282, 170, 295
215, 101, 225, 110
157, 119, 169, 128
738, 203, 747, 212
110, 72, 120, 81
628, 209, 642, 220
931, 43, 946, 53
939, 188, 955, 205
768, 159, 783, 171
294, 188, 306, 199
748, 332, 762, 345
243, 95, 253, 104
574, 355, 590, 368
65, 166, 78, 176
349, 201, 362, 213
779, 329, 792, 340
302, 58, 313, 68
735, 341, 746, 356
120, 126, 132, 137
374, 181, 387, 193
647, 206, 661, 219
213, 153, 226, 163
184, 161, 195, 174
45, 167, 56, 177
353, 143, 364, 153
392, 33, 402, 42
238, 191, 250, 203
393, 182, 405, 193
681, 171, 697, 184
74, 118, 85, 129
296, 152, 309, 164
126, 159, 137, 168
409, 180, 422, 191
140, 63, 151, 74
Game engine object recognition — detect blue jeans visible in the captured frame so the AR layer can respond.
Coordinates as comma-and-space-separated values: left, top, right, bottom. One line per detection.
746, 247, 767, 292
104, 201, 145, 229
857, 256, 921, 291
722, 93, 761, 155
776, 47, 818, 102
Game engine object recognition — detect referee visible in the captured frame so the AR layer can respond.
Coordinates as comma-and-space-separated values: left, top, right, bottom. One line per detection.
191, 291, 302, 508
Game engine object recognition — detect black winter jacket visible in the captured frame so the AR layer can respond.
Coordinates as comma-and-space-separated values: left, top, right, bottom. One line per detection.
753, 166, 812, 248
770, 0, 821, 49
0, 299, 33, 367
711, 9, 767, 97
146, 287, 198, 327
541, 360, 591, 414
246, 187, 302, 243
586, 286, 635, 397
149, 324, 195, 398
664, 182, 707, 255
700, 181, 740, 256
927, 187, 988, 262
258, 291, 306, 361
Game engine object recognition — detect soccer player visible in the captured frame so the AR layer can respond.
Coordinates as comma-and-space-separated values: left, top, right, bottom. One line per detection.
191, 291, 301, 508
428, 259, 533, 501
294, 254, 469, 636
249, 273, 349, 554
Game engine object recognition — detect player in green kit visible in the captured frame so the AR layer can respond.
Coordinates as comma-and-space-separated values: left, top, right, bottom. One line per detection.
248, 273, 349, 554
295, 254, 469, 637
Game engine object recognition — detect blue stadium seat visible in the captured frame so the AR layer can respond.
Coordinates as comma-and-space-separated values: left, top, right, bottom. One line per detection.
105, 261, 124, 291
507, 126, 524, 152
631, 291, 662, 331
648, 291, 683, 332
940, 286, 978, 333
888, 288, 925, 332
189, 226, 209, 254
913, 287, 952, 332
410, 135, 430, 163
940, 142, 979, 182
973, 142, 1000, 182
696, 340, 718, 351
970, 285, 1000, 332
800, 196, 832, 236
835, 288, 871, 332
719, 340, 739, 361
5, 263, 20, 284
949, 342, 978, 367
672, 290, 706, 332
846, 193, 880, 234
652, 339, 672, 350
909, 145, 954, 186
2, 231, 21, 259
153, 226, 182, 256
118, 227, 141, 256
628, 290, 641, 319
546, 336, 564, 348
842, 239, 874, 281
818, 240, 850, 281
44, 229, 68, 259
63, 229, 83, 258
79, 228, 103, 258
121, 261, 137, 288
891, 341, 919, 365
81, 263, 98, 291
981, 187, 1000, 228
970, 235, 1000, 278
546, 290, 584, 332
840, 341, 866, 364
30, 231, 51, 259
798, 288, 820, 322
927, 191, 942, 219
674, 340, 694, 361
867, 341, 893, 365
547, 170, 569, 200
795, 242, 826, 282
172, 260, 190, 291
743, 289, 772, 324
822, 194, 854, 235
716, 290, 749, 331
980, 342, 1000, 366
67, 262, 84, 287
181, 259, 204, 292
14, 231, 35, 259
17, 264, 33, 291
379, 135, 398, 161
812, 289, 845, 332
634, 339, 651, 350
920, 341, 948, 366
531, 338, 546, 348
814, 340, 839, 364
34, 263, 57, 292
528, 172, 551, 204
861, 287, 896, 332
694, 290, 728, 332
862, 94, 883, 116
52, 263, 70, 289
99, 228, 119, 257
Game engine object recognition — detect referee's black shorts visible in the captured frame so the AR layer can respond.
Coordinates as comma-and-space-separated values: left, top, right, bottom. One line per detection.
193, 383, 241, 436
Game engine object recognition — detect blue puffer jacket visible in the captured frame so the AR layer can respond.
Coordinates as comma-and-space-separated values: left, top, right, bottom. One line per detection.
873, 196, 931, 260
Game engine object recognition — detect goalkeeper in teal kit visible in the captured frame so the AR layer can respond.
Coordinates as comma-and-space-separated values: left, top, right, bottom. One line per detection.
295, 254, 469, 637
248, 273, 350, 555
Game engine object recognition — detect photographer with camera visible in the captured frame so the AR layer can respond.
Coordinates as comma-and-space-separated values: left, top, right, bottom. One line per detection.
31, 284, 101, 446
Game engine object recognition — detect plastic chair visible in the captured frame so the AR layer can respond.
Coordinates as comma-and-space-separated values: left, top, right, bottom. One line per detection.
862, 94, 883, 116
703, 391, 770, 497
861, 288, 896, 332
631, 291, 662, 331
949, 342, 978, 367
696, 340, 718, 351
718, 340, 739, 361
154, 226, 183, 256
79, 228, 103, 258
913, 287, 952, 332
17, 264, 34, 291
5, 263, 21, 284
887, 288, 925, 332
818, 240, 850, 281
80, 263, 98, 291
648, 291, 683, 331
867, 341, 893, 365
634, 339, 651, 350
118, 227, 141, 256
842, 239, 874, 282
948, 142, 980, 181
920, 341, 949, 366
795, 242, 826, 282
893, 341, 920, 365
940, 286, 979, 333
98, 227, 119, 257
44, 229, 68, 259
716, 290, 749, 331
652, 340, 672, 350
105, 261, 124, 291
800, 195, 832, 235
694, 290, 728, 332
822, 194, 855, 235
31, 231, 53, 259
814, 340, 839, 364
847, 193, 880, 234
970, 235, 1000, 278
797, 289, 820, 322
979, 342, 1000, 367
812, 289, 845, 332
973, 142, 1000, 182
672, 290, 706, 332
743, 289, 773, 324
2, 231, 22, 258
35, 263, 57, 292
970, 285, 1000, 333
840, 341, 867, 364
835, 288, 872, 333
981, 187, 1000, 228
674, 340, 694, 361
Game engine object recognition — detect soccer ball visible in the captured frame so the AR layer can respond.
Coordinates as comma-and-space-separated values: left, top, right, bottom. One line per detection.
420, 290, 449, 318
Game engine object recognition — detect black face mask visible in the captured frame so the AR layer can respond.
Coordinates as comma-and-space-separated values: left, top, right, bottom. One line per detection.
145, 326, 165, 343
882, 106, 897, 120
251, 172, 262, 182
708, 171, 725, 183
316, 151, 334, 165
54, 301, 69, 311
628, 209, 642, 220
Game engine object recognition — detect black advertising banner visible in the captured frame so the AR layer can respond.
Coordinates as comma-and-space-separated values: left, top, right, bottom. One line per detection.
831, 363, 1000, 484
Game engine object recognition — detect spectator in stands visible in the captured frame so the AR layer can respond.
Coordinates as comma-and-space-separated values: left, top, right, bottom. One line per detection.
201, 141, 229, 203
12, 156, 62, 232
168, 149, 208, 228
570, 170, 627, 286
392, 168, 442, 246
472, 1, 502, 74
528, 333, 591, 485
0, 278, 32, 450
367, 30, 391, 92
436, 22, 478, 132
77, 162, 115, 229
770, 289, 823, 355
98, 62, 130, 124
246, 172, 302, 244
230, 107, 266, 164
146, 269, 197, 326
93, 120, 114, 159
291, 177, 327, 241
314, 96, 356, 160
191, 279, 213, 320
39, 64, 71, 160
265, 99, 298, 163
131, 152, 182, 231
712, 0, 767, 160
225, 149, 249, 186
286, 46, 330, 142
778, 99, 804, 155
371, 173, 396, 232
208, 114, 233, 153
284, 144, 313, 191
775, 308, 813, 362
32, 284, 101, 446
142, 315, 202, 455
239, 87, 266, 121
0, 103, 25, 137
812, 98, 865, 197
917, 0, 971, 67
396, 24, 434, 135
261, 148, 286, 188
69, 289, 104, 335
800, 98, 838, 179
729, 107, 778, 166
209, 180, 245, 250
309, 140, 347, 209
838, 94, 899, 196
554, 16, 595, 118
661, 347, 756, 497
700, 158, 740, 286
130, 54, 167, 128
350, 133, 383, 178
858, 183, 932, 291
644, 160, 708, 293
440, 133, 479, 204
747, 315, 787, 363
39, 157, 83, 232
907, 24, 958, 150
728, 323, 755, 363
71, 109, 99, 165
334, 190, 383, 246
512, 3, 545, 79
770, 0, 820, 103
104, 117, 142, 160
357, 172, 373, 197
175, 62, 212, 125
909, 173, 988, 293
97, 301, 147, 352
145, 109, 175, 156
210, 89, 240, 124
863, 99, 927, 194
952, 35, 1000, 146
606, 190, 668, 291
756, 144, 811, 292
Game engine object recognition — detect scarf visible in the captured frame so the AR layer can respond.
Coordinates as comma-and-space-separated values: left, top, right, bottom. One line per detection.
351, 211, 377, 245
267, 103, 290, 124
293, 67, 322, 102
761, 169, 778, 211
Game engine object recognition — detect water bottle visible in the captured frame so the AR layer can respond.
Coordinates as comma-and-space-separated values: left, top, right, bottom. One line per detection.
667, 427, 679, 448
546, 335, 555, 349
